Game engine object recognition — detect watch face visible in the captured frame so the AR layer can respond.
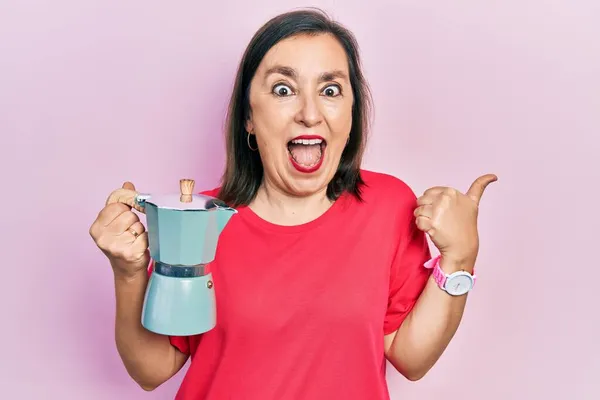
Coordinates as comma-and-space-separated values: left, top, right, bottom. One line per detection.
445, 273, 473, 296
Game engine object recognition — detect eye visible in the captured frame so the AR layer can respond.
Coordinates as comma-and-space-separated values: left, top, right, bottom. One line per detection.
272, 84, 294, 97
321, 84, 341, 97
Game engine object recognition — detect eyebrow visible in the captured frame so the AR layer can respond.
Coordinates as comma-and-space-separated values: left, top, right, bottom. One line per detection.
264, 65, 349, 82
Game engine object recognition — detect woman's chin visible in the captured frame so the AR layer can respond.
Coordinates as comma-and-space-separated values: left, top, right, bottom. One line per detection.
282, 164, 335, 196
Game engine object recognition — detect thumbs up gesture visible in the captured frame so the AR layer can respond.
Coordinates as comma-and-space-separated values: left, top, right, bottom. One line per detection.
414, 174, 497, 270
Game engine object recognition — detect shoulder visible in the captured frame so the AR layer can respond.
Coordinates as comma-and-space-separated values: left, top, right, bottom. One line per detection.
356, 169, 421, 224
357, 170, 422, 236
200, 171, 420, 206
359, 169, 419, 204
199, 187, 221, 197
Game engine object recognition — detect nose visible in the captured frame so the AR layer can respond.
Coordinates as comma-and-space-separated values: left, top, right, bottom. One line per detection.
295, 92, 323, 127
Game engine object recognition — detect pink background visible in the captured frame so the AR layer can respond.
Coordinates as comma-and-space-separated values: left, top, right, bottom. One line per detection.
2, 0, 599, 399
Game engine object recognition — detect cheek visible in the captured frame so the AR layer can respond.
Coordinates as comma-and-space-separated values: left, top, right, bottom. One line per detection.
254, 100, 293, 134
324, 101, 353, 137
254, 121, 288, 163
252, 108, 280, 150
253, 101, 296, 158
256, 134, 282, 160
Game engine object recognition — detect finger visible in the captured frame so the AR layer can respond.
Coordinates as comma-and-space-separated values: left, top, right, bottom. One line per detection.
106, 187, 145, 213
97, 203, 132, 227
129, 221, 145, 234
413, 205, 433, 219
121, 233, 149, 265
466, 174, 498, 205
417, 195, 435, 206
127, 221, 146, 236
131, 232, 149, 256
123, 221, 146, 243
415, 215, 433, 232
107, 210, 139, 233
122, 181, 136, 191
422, 186, 446, 197
106, 188, 136, 207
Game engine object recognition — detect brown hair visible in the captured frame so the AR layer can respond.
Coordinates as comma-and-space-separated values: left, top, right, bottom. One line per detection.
218, 8, 373, 207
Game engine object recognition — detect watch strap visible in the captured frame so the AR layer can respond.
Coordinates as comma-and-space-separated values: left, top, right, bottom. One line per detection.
423, 255, 477, 289
424, 255, 447, 288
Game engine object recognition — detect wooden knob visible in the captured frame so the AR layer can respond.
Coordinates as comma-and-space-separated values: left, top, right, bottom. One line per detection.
180, 179, 195, 203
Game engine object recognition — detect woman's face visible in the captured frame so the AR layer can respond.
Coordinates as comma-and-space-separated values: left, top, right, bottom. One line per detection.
246, 33, 354, 198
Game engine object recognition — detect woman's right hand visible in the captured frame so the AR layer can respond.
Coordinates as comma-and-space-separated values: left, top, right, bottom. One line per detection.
89, 182, 150, 279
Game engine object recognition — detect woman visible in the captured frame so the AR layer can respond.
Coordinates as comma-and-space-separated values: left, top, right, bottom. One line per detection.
89, 8, 496, 400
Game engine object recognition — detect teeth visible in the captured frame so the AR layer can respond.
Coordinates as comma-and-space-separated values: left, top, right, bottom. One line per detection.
290, 138, 323, 145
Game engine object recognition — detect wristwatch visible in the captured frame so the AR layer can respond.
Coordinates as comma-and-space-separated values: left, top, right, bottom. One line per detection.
424, 255, 476, 296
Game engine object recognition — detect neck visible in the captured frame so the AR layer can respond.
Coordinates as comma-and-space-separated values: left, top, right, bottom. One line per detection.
249, 177, 333, 226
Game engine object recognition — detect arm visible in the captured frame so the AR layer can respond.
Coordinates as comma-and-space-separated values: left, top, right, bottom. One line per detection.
383, 174, 496, 380
384, 257, 470, 381
113, 265, 188, 391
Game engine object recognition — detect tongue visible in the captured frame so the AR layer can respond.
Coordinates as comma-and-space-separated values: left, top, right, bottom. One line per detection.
288, 143, 322, 166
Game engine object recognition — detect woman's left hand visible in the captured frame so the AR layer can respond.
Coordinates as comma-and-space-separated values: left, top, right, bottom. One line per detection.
414, 174, 497, 270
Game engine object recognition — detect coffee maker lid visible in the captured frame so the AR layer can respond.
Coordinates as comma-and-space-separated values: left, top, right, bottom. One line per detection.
136, 179, 233, 211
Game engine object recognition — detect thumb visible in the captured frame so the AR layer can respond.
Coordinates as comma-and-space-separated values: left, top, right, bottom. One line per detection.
105, 181, 143, 212
466, 174, 498, 205
122, 181, 136, 191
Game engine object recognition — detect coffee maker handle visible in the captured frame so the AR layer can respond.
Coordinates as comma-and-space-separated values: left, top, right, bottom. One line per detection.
134, 194, 151, 210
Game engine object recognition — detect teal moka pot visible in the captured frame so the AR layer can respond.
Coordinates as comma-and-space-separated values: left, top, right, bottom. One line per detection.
134, 179, 237, 336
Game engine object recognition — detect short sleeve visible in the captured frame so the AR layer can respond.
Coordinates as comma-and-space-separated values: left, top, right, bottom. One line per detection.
169, 335, 190, 355
383, 188, 433, 335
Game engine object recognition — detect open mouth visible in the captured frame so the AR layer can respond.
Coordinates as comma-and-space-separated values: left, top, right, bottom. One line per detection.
287, 135, 327, 173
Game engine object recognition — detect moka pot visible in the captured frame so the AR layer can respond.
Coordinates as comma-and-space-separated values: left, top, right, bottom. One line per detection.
131, 179, 237, 336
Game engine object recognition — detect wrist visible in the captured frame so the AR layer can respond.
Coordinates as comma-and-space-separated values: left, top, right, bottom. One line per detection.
425, 255, 477, 296
112, 262, 148, 284
439, 255, 475, 274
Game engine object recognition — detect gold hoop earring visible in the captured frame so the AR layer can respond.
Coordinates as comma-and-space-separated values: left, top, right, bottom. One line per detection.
247, 132, 258, 151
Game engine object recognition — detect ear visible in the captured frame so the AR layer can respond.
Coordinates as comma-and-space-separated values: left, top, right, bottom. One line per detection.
245, 112, 254, 134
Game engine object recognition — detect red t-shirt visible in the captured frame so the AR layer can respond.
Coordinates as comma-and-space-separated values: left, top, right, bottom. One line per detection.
163, 169, 432, 399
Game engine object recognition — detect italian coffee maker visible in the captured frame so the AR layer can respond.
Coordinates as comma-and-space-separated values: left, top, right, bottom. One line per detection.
126, 179, 237, 336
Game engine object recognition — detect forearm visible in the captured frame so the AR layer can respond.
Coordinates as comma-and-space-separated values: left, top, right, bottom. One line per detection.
113, 267, 184, 390
387, 258, 471, 380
